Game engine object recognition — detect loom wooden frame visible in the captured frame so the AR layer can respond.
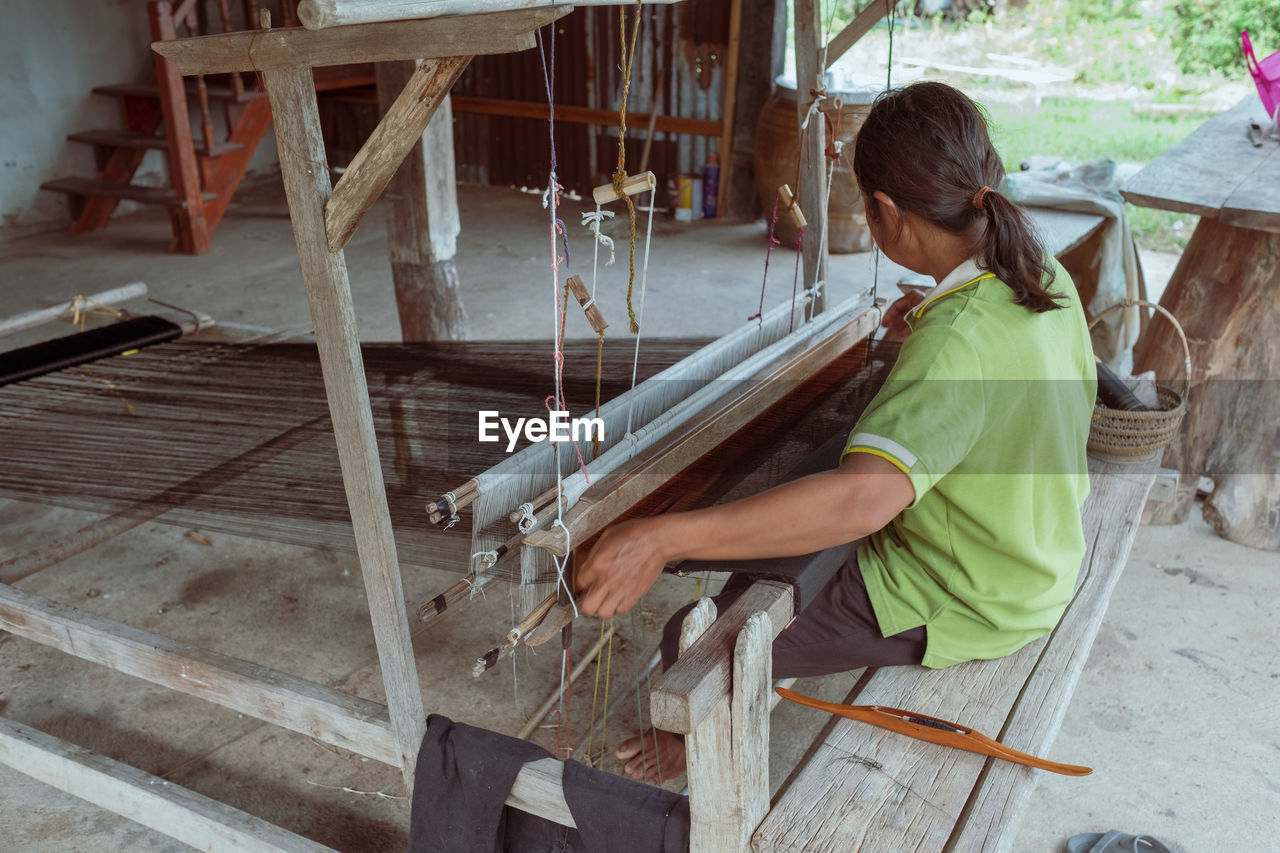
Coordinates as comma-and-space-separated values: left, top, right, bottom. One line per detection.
0, 2, 845, 849
0, 3, 1108, 850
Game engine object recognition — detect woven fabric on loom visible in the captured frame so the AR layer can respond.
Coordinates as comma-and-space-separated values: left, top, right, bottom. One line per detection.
0, 338, 702, 577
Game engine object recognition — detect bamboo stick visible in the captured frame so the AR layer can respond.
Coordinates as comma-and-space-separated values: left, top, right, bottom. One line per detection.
0, 283, 148, 338
592, 171, 657, 205
515, 623, 616, 741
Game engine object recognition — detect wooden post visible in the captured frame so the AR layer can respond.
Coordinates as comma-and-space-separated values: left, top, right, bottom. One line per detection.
150, 1, 212, 254
716, 0, 742, 218
793, 0, 827, 317
1133, 217, 1280, 550
376, 60, 470, 341
680, 599, 733, 853
732, 610, 771, 849
262, 64, 426, 784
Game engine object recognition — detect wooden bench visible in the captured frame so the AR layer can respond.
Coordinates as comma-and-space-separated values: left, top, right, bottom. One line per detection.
649, 453, 1157, 852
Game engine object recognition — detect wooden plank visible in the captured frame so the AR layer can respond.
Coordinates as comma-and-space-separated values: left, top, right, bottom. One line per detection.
680, 599, 731, 853
151, 0, 210, 255
716, 0, 742, 217
0, 583, 398, 765
92, 81, 267, 101
325, 55, 470, 252
41, 177, 217, 207
296, 0, 679, 29
947, 458, 1158, 851
823, 0, 888, 69
322, 92, 728, 137
1024, 207, 1106, 258
651, 581, 793, 735
1120, 97, 1271, 218
150, 7, 564, 74
67, 97, 162, 235
69, 128, 244, 157
264, 64, 426, 784
451, 96, 725, 138
377, 60, 468, 340
794, 0, 827, 315
507, 758, 577, 827
0, 716, 335, 852
732, 611, 772, 850
551, 308, 879, 551
1219, 142, 1280, 234
752, 455, 1157, 852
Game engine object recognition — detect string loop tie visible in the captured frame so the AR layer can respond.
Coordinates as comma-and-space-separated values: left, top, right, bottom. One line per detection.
515, 502, 538, 533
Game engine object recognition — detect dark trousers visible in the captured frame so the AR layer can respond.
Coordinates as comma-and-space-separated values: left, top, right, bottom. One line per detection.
659, 551, 926, 678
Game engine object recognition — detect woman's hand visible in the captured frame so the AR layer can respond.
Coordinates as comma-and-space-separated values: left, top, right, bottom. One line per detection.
882, 290, 925, 340
576, 517, 671, 619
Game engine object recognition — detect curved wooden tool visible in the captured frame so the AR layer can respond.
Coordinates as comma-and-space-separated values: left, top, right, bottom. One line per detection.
775, 687, 1092, 776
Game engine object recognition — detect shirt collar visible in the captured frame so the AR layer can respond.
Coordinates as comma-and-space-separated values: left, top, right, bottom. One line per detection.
912, 258, 992, 320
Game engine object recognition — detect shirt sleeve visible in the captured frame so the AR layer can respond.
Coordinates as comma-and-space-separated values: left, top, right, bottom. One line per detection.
843, 325, 986, 507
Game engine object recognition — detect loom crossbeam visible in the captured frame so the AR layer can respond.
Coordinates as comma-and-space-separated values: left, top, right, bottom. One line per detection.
149, 7, 570, 74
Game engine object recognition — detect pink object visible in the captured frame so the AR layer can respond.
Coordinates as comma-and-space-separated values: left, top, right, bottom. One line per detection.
1243, 30, 1280, 118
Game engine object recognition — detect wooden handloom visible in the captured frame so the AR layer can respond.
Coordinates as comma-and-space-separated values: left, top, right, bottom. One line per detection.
0, 2, 1120, 850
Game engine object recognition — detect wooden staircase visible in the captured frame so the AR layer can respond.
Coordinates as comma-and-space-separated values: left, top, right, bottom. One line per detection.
41, 1, 281, 254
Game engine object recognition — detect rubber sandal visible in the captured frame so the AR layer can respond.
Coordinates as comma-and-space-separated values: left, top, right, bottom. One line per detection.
1066, 830, 1174, 853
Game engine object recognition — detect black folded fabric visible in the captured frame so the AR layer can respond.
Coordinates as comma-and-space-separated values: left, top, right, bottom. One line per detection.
409, 714, 690, 853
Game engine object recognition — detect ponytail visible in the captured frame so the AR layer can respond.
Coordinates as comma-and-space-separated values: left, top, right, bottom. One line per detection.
853, 81, 1066, 313
975, 191, 1063, 313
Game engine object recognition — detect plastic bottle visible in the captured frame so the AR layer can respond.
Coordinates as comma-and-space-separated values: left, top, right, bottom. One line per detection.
702, 155, 719, 219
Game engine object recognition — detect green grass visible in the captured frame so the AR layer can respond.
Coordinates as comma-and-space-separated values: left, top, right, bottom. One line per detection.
984, 97, 1205, 251
984, 97, 1204, 167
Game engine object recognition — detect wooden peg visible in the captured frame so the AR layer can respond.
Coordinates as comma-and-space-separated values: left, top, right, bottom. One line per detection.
593, 171, 657, 205
523, 527, 569, 557
524, 602, 578, 647
565, 275, 608, 334
778, 184, 807, 229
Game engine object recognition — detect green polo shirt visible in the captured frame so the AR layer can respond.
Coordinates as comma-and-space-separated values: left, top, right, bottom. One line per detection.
845, 259, 1096, 668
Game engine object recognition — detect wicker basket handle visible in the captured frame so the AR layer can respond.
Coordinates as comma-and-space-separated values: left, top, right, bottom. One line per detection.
1089, 298, 1192, 394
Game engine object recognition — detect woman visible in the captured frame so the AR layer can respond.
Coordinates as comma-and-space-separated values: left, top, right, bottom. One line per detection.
576, 81, 1097, 784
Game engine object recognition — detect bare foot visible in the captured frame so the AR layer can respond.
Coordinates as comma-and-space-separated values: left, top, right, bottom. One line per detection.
615, 729, 686, 784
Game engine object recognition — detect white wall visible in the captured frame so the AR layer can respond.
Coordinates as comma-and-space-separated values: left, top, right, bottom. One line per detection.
0, 0, 278, 235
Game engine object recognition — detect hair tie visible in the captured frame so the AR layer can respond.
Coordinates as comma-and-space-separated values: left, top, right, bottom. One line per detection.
973, 185, 994, 211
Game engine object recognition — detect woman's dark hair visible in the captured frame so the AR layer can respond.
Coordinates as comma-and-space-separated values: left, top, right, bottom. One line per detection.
852, 81, 1064, 312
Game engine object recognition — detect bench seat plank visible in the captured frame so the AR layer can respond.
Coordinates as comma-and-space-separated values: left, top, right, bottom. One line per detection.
752, 455, 1157, 852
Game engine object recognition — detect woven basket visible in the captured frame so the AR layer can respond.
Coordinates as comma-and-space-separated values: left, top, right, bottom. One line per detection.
1087, 299, 1191, 462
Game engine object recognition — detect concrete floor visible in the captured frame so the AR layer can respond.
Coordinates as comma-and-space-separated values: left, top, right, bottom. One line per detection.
1, 180, 1277, 852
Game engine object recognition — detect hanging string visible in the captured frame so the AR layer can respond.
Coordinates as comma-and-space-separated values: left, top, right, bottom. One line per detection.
581, 203, 616, 460
871, 0, 899, 308
749, 189, 783, 324
624, 191, 657, 438
583, 617, 615, 766
614, 1, 645, 334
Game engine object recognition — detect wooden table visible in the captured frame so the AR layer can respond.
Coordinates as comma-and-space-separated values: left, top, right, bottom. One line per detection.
1121, 96, 1280, 551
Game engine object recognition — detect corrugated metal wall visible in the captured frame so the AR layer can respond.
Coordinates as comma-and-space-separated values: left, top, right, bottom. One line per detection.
452, 1, 732, 197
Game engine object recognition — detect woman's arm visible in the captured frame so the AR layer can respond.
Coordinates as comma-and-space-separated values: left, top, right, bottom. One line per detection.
576, 451, 914, 618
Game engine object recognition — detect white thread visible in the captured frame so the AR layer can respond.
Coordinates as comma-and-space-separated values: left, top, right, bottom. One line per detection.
801, 92, 826, 131
471, 550, 499, 570
624, 189, 658, 436
515, 502, 537, 533
582, 207, 617, 270
442, 490, 460, 530
462, 575, 486, 601
582, 297, 596, 311
551, 518, 579, 619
